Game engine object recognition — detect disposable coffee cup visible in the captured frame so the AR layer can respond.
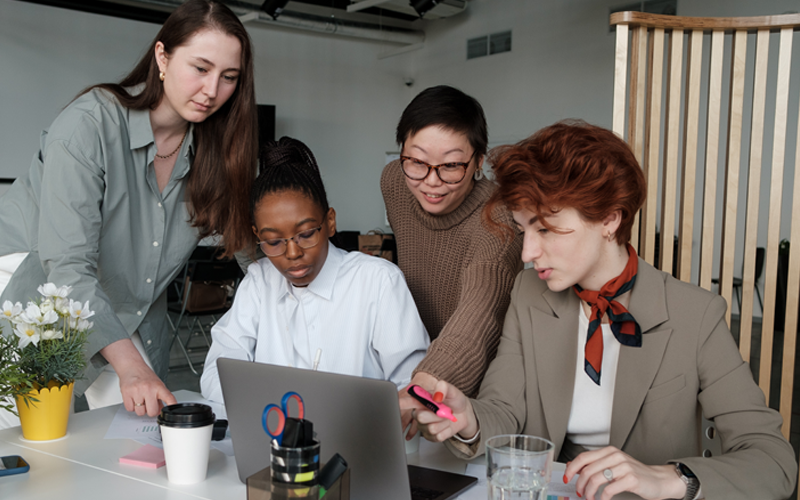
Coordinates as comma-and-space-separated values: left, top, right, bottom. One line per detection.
157, 403, 216, 484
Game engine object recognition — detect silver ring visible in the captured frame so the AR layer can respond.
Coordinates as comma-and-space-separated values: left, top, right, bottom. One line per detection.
603, 468, 614, 482
135, 403, 145, 407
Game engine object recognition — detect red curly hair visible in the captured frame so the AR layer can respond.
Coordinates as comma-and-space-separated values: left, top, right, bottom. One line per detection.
484, 120, 646, 244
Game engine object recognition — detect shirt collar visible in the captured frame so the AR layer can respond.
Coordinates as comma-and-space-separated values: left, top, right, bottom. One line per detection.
276, 241, 343, 301
128, 106, 154, 151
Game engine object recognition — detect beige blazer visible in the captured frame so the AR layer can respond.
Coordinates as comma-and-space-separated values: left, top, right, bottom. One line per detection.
447, 259, 797, 499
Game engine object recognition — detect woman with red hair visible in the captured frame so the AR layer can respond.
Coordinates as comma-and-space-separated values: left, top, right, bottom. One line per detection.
410, 121, 796, 500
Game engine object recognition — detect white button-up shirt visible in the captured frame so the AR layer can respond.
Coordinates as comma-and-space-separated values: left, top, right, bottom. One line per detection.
201, 243, 430, 404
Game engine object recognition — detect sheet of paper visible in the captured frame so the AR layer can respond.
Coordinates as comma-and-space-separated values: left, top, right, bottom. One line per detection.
457, 463, 579, 500
103, 405, 162, 445
103, 399, 234, 456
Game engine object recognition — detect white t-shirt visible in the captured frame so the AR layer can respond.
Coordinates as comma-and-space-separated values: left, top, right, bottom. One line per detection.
566, 305, 621, 450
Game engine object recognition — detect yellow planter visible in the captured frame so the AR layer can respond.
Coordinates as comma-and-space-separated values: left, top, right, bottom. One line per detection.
16, 381, 74, 441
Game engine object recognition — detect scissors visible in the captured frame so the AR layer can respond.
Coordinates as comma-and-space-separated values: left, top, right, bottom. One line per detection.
262, 391, 305, 446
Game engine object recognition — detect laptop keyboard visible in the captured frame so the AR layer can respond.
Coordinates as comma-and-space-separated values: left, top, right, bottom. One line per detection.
411, 484, 445, 500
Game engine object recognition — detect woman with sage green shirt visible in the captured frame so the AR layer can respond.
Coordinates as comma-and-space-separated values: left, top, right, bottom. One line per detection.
0, 0, 257, 429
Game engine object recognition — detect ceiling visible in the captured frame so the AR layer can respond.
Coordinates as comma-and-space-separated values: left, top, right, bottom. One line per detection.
20, 0, 468, 45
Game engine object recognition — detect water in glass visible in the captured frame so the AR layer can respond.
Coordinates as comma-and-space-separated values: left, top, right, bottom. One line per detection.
487, 466, 547, 500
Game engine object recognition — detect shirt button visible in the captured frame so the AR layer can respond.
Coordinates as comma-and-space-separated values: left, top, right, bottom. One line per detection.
146, 339, 152, 345
137, 311, 143, 316
157, 202, 162, 208
153, 241, 159, 247
146, 278, 152, 284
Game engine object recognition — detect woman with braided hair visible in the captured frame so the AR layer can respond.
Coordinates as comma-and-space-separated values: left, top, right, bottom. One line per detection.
200, 137, 429, 404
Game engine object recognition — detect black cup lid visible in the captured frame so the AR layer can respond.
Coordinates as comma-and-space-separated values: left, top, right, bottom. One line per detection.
157, 403, 215, 428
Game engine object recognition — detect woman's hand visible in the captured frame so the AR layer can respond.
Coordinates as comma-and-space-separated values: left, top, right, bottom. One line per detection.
564, 447, 686, 500
398, 372, 439, 440
411, 380, 478, 443
101, 338, 177, 418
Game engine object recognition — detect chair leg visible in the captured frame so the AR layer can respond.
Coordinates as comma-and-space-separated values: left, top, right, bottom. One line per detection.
168, 311, 201, 377
755, 285, 763, 312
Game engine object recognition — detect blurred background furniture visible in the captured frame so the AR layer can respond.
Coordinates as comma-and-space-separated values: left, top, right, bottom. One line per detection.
167, 247, 244, 376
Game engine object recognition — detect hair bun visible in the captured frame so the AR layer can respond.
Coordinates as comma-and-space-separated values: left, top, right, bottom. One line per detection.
261, 136, 320, 173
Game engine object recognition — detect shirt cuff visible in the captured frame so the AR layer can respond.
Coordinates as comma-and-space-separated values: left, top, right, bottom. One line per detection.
453, 428, 480, 444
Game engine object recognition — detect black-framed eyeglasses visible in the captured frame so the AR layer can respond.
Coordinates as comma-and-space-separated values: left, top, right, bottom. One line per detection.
399, 151, 476, 184
257, 226, 323, 257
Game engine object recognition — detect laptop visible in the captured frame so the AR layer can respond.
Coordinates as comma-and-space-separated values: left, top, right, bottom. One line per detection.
218, 358, 478, 500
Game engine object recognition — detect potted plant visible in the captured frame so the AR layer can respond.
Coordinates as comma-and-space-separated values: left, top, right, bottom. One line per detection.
0, 283, 93, 440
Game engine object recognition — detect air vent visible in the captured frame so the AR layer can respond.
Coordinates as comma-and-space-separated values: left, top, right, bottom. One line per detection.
467, 36, 488, 59
467, 31, 512, 60
490, 31, 512, 54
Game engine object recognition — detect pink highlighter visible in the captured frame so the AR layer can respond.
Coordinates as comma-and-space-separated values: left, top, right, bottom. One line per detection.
407, 385, 457, 422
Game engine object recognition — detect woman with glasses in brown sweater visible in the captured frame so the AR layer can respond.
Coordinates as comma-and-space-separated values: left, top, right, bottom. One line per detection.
381, 86, 522, 438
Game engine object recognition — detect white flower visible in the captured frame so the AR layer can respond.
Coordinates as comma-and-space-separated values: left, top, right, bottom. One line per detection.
14, 322, 41, 348
20, 302, 59, 326
68, 299, 95, 320
41, 329, 63, 341
40, 299, 55, 314
55, 297, 70, 314
76, 318, 94, 331
2, 300, 23, 322
37, 283, 72, 300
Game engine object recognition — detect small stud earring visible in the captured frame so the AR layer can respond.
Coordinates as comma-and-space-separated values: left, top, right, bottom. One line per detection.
159, 71, 165, 82
607, 233, 615, 242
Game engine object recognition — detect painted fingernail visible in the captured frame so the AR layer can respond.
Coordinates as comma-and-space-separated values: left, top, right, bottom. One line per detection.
433, 392, 444, 403
576, 492, 582, 498
562, 474, 568, 484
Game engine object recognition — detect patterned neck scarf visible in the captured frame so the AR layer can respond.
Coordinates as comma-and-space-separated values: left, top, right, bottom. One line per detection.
572, 244, 642, 385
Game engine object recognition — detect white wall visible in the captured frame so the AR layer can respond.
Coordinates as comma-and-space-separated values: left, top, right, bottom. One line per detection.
2, 0, 799, 300
0, 0, 409, 234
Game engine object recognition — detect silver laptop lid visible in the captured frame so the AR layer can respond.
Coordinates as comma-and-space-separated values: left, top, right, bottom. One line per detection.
218, 357, 412, 500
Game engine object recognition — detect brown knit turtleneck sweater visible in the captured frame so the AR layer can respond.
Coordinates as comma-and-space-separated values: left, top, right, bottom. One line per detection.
381, 160, 523, 397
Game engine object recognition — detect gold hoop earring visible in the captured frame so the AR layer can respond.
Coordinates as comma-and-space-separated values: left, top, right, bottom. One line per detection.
159, 72, 165, 82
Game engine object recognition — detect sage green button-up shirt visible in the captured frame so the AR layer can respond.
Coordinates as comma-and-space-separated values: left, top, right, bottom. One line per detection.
0, 88, 201, 395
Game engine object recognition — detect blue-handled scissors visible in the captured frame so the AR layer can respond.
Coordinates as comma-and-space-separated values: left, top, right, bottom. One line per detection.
262, 391, 305, 446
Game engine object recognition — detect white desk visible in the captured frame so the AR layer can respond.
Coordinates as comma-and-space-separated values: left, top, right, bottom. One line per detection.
0, 391, 641, 500
0, 391, 473, 500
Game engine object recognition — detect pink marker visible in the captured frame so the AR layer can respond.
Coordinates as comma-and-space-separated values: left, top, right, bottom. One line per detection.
407, 385, 457, 422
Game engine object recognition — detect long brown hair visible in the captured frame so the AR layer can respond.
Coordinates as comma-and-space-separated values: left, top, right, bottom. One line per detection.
83, 0, 257, 257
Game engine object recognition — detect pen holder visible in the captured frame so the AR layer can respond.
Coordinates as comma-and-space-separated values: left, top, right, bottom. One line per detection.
270, 438, 321, 486
246, 462, 350, 500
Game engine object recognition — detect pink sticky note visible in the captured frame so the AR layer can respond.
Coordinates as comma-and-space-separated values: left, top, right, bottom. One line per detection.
119, 444, 166, 469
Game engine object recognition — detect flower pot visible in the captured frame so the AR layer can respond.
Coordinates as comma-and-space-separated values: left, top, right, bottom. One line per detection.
15, 381, 74, 441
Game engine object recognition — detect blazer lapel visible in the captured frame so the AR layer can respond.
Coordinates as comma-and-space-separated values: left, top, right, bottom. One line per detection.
609, 259, 672, 449
531, 287, 579, 446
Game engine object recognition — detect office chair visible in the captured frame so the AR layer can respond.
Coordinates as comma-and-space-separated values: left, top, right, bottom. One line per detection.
711, 247, 765, 313
167, 257, 243, 376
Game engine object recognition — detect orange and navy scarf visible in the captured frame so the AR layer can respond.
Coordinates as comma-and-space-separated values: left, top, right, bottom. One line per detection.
572, 244, 642, 385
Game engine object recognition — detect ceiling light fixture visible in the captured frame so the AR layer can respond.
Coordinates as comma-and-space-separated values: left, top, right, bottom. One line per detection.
410, 0, 438, 18
261, 0, 290, 20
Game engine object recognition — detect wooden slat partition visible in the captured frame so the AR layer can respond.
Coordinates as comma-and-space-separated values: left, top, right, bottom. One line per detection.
642, 28, 664, 266
610, 12, 800, 442
660, 29, 683, 276
719, 29, 746, 328
698, 30, 724, 292
771, 27, 794, 437
677, 29, 702, 283
741, 29, 768, 373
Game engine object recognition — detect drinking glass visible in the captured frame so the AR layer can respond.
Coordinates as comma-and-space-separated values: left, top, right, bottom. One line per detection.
486, 434, 554, 500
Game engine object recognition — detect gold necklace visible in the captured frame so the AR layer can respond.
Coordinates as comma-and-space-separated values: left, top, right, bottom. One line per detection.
155, 128, 188, 160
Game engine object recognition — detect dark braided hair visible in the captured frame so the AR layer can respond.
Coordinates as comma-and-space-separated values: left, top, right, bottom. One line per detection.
250, 137, 330, 223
